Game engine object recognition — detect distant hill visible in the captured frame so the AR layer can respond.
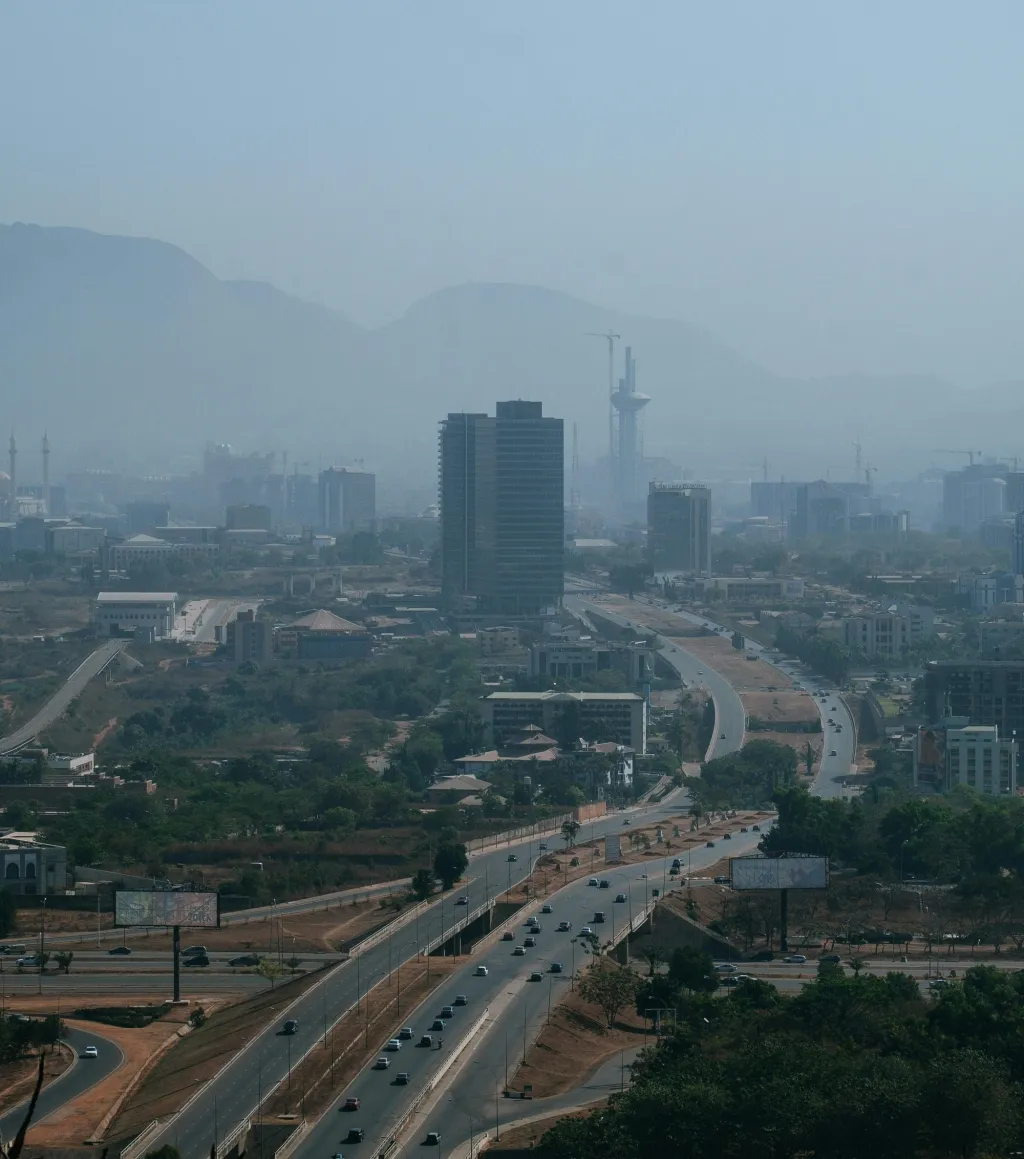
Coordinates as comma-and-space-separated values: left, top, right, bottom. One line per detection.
0, 222, 1004, 495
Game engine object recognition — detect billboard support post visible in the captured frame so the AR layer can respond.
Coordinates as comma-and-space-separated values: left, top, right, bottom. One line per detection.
780, 890, 789, 953
172, 925, 181, 1003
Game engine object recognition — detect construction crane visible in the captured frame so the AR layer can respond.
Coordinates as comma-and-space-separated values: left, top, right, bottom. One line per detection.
852, 440, 862, 482
586, 329, 620, 488
935, 449, 983, 465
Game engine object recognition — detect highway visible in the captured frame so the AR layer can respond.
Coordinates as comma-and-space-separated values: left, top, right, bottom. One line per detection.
390, 822, 765, 1159
142, 793, 706, 1159
0, 1024, 124, 1137
0, 640, 125, 756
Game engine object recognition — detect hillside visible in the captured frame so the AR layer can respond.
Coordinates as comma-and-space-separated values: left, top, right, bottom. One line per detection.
0, 222, 989, 490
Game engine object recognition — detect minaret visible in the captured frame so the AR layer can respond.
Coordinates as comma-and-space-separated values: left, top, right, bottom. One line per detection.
41, 432, 50, 514
8, 433, 15, 517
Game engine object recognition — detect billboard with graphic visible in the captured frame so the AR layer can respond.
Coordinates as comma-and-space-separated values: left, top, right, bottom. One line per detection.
115, 891, 220, 928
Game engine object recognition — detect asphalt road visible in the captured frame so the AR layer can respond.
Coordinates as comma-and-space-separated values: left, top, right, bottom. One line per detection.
399, 823, 767, 1159
0, 640, 125, 755
565, 595, 746, 759
144, 793, 702, 1159
0, 1024, 124, 1137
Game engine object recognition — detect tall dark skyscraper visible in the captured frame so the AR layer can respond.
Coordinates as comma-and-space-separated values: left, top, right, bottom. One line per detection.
440, 400, 564, 615
647, 482, 712, 573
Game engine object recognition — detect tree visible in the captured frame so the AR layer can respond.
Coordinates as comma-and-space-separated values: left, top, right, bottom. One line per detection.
411, 868, 436, 901
577, 960, 639, 1028
255, 957, 287, 988
848, 956, 867, 977
561, 818, 581, 849
434, 842, 469, 890
145, 1147, 183, 1159
667, 947, 718, 994
54, 951, 73, 975
639, 944, 668, 977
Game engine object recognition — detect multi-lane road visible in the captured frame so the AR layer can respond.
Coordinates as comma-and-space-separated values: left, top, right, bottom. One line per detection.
144, 793, 706, 1159
0, 639, 125, 755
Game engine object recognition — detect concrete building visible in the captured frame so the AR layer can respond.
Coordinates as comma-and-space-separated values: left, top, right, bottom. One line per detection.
529, 639, 654, 684
980, 620, 1024, 658
0, 836, 67, 896
943, 465, 1008, 533
843, 613, 912, 658
958, 571, 1024, 611
226, 609, 273, 663
750, 481, 803, 527
924, 661, 1024, 748
611, 346, 651, 507
318, 467, 376, 535
110, 535, 218, 572
647, 483, 712, 574
914, 723, 1017, 796
692, 575, 804, 601
226, 503, 272, 531
49, 523, 105, 555
440, 401, 564, 615
45, 753, 95, 777
790, 480, 871, 539
1014, 510, 1024, 577
95, 592, 177, 638
477, 626, 520, 655
480, 690, 647, 753
893, 601, 936, 642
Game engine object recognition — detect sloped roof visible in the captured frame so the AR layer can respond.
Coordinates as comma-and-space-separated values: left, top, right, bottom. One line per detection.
292, 609, 364, 633
427, 774, 493, 793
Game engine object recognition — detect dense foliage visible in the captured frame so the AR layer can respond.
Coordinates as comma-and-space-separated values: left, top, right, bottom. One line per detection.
686, 740, 798, 811
543, 963, 1024, 1159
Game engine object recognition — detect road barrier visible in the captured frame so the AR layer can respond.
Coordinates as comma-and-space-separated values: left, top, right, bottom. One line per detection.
271, 1119, 307, 1159
216, 1115, 251, 1159
120, 1119, 162, 1159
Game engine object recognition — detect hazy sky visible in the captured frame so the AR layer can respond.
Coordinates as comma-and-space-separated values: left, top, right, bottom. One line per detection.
3, 1, 1024, 384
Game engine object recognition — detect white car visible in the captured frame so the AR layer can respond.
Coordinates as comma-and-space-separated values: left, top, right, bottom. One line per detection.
83, 1045, 99, 1058
385, 1038, 402, 1051
375, 1056, 391, 1069
475, 965, 488, 976
714, 963, 738, 973
783, 954, 808, 964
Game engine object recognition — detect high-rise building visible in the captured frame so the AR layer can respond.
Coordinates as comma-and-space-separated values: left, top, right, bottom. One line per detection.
318, 467, 376, 535
924, 661, 1024, 746
647, 482, 711, 574
1014, 510, 1024, 576
611, 347, 650, 507
439, 400, 563, 615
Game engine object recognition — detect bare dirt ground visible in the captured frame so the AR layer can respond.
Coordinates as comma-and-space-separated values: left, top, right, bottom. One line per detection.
487, 1106, 599, 1152
507, 988, 646, 1099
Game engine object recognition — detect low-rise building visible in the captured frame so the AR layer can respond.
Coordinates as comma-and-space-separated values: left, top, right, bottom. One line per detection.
979, 620, 1024, 658
95, 592, 177, 638
276, 609, 373, 662
958, 571, 1024, 611
110, 534, 218, 571
477, 627, 520, 655
0, 835, 67, 896
914, 723, 1018, 796
480, 690, 647, 753
692, 576, 805, 601
843, 613, 913, 658
528, 638, 654, 684
226, 609, 273, 663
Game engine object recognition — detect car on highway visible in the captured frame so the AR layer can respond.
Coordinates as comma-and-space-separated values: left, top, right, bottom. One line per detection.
587, 878, 598, 886
524, 936, 537, 948
16, 956, 40, 967
783, 954, 808, 964
183, 944, 207, 955
83, 1045, 99, 1058
502, 931, 514, 941
396, 1072, 410, 1085
107, 946, 132, 955
346, 1129, 365, 1143
426, 1132, 441, 1146
580, 925, 592, 936
714, 963, 738, 973
229, 954, 260, 967
386, 1038, 403, 1051
375, 1057, 390, 1069
454, 994, 467, 1005
593, 912, 605, 923
752, 824, 760, 831
719, 732, 726, 740
419, 1034, 433, 1047
282, 1019, 299, 1034
342, 1097, 361, 1111
184, 954, 210, 967
539, 843, 548, 851
441, 1005, 455, 1018
622, 818, 630, 825
541, 903, 552, 914
723, 833, 732, 840
399, 1026, 414, 1039
455, 896, 469, 906
672, 858, 681, 869
431, 1018, 446, 1031
475, 965, 488, 976
706, 841, 715, 848
513, 946, 526, 956
713, 876, 731, 885
740, 827, 748, 833
507, 854, 517, 862
929, 978, 949, 990
820, 954, 842, 964
550, 962, 563, 973
614, 893, 627, 903
829, 749, 838, 756
599, 879, 610, 889
557, 921, 572, 931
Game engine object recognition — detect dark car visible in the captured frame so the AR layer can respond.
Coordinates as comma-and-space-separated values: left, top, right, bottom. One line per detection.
431, 1019, 446, 1031
723, 833, 732, 840
343, 1097, 361, 1110
550, 962, 563, 973
453, 994, 467, 1006
440, 1005, 455, 1018
752, 824, 760, 832
820, 953, 842, 964
599, 880, 610, 889
184, 954, 210, 967
507, 854, 517, 862
229, 954, 259, 967
706, 841, 715, 848
346, 1129, 364, 1143
108, 946, 133, 955
524, 936, 536, 948
713, 875, 731, 885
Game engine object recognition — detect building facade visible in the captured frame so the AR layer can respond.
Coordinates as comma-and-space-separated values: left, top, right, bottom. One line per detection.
480, 690, 646, 753
647, 483, 712, 574
440, 401, 563, 615
842, 613, 913, 658
914, 723, 1018, 796
0, 838, 67, 896
924, 661, 1024, 749
95, 592, 177, 637
318, 468, 376, 535
226, 609, 273, 663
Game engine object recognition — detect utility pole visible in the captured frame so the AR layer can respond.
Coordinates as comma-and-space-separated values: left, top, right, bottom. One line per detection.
586, 329, 620, 495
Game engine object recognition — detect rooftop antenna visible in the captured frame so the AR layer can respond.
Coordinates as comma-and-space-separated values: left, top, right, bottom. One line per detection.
586, 329, 620, 494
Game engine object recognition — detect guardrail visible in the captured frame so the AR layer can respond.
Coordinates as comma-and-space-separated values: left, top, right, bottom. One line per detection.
271, 1119, 308, 1159
120, 1119, 163, 1159
216, 1115, 251, 1159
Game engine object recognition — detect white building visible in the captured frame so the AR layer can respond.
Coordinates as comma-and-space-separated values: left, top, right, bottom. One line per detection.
945, 725, 1017, 796
110, 534, 218, 572
95, 592, 178, 638
958, 572, 1024, 611
843, 613, 913, 658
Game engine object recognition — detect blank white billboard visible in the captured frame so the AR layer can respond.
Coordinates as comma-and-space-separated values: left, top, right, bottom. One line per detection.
730, 857, 828, 891
605, 834, 622, 863
115, 890, 220, 927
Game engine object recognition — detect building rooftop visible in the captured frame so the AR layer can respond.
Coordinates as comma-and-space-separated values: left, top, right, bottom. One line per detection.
482, 690, 644, 702
427, 774, 493, 793
291, 609, 364, 633
96, 591, 178, 604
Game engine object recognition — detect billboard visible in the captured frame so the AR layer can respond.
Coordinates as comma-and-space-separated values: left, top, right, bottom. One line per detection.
115, 890, 220, 928
605, 834, 622, 863
730, 856, 828, 891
